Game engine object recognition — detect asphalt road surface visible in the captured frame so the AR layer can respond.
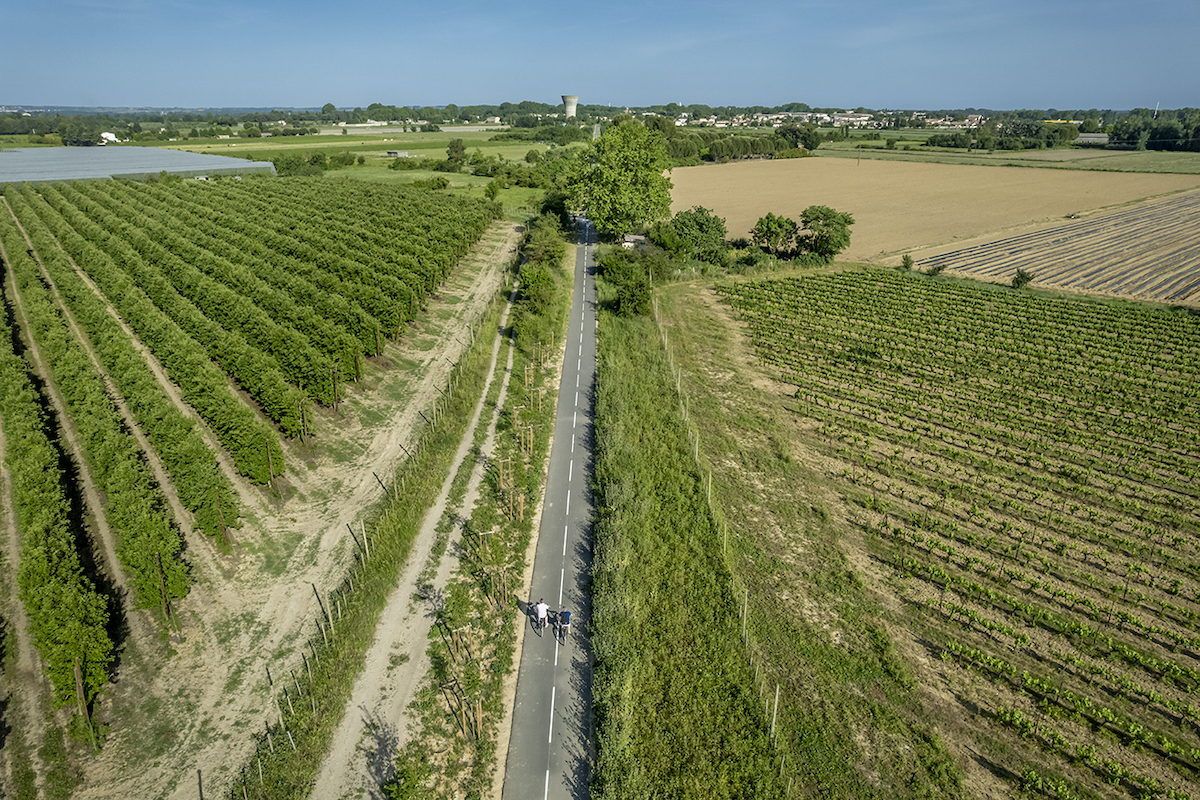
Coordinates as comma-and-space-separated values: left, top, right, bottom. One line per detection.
502, 218, 597, 800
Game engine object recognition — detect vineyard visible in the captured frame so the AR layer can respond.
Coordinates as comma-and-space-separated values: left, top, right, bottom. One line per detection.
917, 191, 1200, 307
0, 174, 505, 796
712, 268, 1200, 798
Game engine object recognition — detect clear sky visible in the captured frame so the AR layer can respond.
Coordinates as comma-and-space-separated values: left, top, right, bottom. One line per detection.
2, 0, 1196, 111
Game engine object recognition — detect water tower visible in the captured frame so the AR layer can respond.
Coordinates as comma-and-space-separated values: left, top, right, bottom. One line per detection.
562, 95, 579, 120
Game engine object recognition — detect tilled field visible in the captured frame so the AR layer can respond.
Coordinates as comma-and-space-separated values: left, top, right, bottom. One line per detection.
669, 158, 1200, 265
917, 191, 1200, 307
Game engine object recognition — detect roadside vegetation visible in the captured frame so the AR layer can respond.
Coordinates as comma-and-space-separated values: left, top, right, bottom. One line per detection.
232, 307, 499, 800
384, 213, 573, 800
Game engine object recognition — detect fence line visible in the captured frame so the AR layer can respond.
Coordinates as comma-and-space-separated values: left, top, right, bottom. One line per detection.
221, 312, 493, 798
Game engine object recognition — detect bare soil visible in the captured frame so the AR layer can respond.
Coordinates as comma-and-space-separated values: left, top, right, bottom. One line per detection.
669, 158, 1200, 263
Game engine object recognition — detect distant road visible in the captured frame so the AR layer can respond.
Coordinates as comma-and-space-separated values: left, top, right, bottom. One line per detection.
501, 219, 597, 800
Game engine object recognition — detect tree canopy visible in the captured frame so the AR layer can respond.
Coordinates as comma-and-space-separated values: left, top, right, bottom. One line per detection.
798, 205, 855, 261
570, 118, 673, 237
776, 122, 820, 151
649, 206, 728, 264
750, 212, 798, 256
750, 206, 854, 261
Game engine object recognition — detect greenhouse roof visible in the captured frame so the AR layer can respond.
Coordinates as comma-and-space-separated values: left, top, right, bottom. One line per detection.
0, 146, 276, 184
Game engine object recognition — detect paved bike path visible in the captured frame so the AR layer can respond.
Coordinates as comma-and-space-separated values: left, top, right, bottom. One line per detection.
502, 220, 597, 800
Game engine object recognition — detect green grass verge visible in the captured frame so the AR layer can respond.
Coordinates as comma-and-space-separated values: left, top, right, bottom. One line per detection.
590, 309, 786, 799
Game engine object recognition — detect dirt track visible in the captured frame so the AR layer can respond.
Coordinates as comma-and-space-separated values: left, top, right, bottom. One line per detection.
312, 274, 521, 799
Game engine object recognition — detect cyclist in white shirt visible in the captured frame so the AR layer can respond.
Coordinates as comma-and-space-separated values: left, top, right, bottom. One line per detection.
534, 598, 549, 632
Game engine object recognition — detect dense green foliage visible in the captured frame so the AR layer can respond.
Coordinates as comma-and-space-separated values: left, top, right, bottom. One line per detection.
8, 184, 283, 483
4, 178, 500, 484
3, 187, 240, 539
776, 122, 821, 151
0, 240, 113, 709
595, 247, 668, 317
0, 208, 190, 615
925, 119, 1078, 151
750, 212, 798, 256
798, 205, 855, 261
1110, 109, 1200, 151
571, 119, 673, 237
648, 206, 728, 265
750, 206, 854, 262
511, 214, 569, 341
591, 313, 785, 798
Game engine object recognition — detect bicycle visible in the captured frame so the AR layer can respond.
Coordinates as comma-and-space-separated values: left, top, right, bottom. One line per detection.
533, 598, 549, 635
556, 609, 572, 644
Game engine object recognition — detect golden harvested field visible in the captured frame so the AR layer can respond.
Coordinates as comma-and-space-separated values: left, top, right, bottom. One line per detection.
669, 158, 1200, 263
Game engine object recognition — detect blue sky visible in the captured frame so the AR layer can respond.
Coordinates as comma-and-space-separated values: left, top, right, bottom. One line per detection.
2, 0, 1196, 110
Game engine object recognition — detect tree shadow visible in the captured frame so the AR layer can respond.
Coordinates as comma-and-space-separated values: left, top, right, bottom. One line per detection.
361, 705, 400, 799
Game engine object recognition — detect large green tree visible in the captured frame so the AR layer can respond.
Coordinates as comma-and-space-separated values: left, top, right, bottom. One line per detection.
750, 212, 798, 256
798, 205, 855, 261
446, 138, 466, 169
571, 119, 673, 237
650, 206, 727, 264
59, 120, 100, 146
776, 122, 820, 151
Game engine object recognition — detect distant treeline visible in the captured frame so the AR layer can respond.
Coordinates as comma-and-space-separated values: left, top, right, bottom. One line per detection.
925, 119, 1079, 151
6, 103, 1198, 153
922, 108, 1200, 152
1108, 108, 1200, 151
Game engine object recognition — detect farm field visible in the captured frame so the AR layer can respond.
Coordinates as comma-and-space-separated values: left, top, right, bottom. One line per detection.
653, 266, 1200, 798
669, 158, 1200, 265
917, 191, 1200, 307
590, 305, 965, 799
813, 141, 1200, 174
0, 176, 518, 798
158, 134, 563, 219
162, 130, 551, 168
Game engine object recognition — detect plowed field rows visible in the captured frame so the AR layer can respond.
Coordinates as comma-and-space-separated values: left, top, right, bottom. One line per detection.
918, 192, 1200, 307
669, 159, 1200, 294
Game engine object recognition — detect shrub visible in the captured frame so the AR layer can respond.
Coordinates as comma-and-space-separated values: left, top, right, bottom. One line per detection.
1012, 268, 1034, 289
